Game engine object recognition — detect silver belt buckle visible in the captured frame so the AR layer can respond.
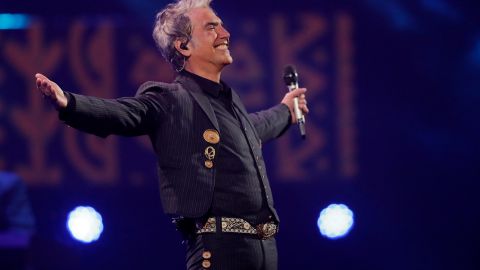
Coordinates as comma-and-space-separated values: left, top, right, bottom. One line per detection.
255, 222, 277, 240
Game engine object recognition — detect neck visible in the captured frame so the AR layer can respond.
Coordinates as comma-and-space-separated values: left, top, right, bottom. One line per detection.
184, 65, 222, 83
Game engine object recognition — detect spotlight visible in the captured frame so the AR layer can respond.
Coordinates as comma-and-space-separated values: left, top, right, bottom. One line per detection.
0, 14, 32, 30
66, 206, 104, 243
317, 203, 354, 239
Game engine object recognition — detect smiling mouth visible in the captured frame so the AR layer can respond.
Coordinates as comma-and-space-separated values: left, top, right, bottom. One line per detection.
214, 41, 229, 49
215, 45, 229, 50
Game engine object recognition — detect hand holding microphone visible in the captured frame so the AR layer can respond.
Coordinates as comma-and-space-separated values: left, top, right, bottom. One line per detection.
282, 65, 308, 139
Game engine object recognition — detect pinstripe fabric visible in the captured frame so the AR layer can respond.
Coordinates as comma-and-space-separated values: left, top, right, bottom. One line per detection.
231, 98, 291, 223
184, 73, 275, 225
186, 234, 277, 270
58, 74, 291, 219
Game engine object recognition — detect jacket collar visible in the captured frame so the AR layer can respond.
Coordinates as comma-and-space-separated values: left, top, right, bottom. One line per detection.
174, 72, 253, 132
174, 73, 220, 131
180, 70, 224, 98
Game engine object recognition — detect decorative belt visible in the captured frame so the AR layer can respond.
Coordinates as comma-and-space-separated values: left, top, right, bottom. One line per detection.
196, 217, 279, 240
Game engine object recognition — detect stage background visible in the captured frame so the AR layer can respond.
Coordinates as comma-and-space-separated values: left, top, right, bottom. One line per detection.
1, 0, 479, 269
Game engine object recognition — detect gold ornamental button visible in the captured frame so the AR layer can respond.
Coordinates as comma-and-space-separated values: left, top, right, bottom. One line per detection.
202, 251, 212, 259
203, 129, 220, 144
202, 260, 211, 268
205, 160, 213, 169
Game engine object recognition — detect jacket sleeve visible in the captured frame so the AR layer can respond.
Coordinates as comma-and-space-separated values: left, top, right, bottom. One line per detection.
248, 103, 292, 143
58, 83, 168, 138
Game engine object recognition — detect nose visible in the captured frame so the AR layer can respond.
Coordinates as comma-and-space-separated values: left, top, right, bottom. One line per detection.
217, 25, 230, 39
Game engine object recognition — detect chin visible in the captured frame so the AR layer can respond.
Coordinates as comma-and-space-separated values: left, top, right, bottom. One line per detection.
224, 56, 233, 65
216, 56, 233, 69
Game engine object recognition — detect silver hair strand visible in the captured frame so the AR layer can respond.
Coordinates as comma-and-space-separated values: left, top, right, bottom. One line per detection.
153, 0, 213, 72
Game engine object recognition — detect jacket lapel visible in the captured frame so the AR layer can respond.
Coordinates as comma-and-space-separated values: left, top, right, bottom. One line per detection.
231, 89, 250, 120
230, 89, 262, 141
175, 74, 220, 131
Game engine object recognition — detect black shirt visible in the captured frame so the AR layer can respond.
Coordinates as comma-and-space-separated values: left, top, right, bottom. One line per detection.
182, 71, 273, 225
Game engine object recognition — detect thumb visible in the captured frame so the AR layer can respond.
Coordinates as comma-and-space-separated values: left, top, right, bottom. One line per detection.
289, 88, 307, 97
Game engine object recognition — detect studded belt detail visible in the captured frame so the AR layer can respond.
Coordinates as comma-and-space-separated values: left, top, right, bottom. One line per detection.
196, 217, 278, 240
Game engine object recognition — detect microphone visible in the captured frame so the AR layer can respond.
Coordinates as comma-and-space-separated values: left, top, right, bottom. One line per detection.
283, 65, 306, 139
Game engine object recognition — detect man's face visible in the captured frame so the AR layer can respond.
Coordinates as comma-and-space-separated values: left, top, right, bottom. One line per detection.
185, 7, 233, 72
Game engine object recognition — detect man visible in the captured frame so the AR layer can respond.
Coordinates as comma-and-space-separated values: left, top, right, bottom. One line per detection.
35, 0, 308, 269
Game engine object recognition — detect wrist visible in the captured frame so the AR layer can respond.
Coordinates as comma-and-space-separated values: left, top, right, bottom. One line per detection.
280, 102, 294, 124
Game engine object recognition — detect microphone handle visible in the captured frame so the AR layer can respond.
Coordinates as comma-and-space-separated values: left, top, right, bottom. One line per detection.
288, 83, 306, 139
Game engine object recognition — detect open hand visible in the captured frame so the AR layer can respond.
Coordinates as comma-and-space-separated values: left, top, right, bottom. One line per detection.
35, 73, 68, 109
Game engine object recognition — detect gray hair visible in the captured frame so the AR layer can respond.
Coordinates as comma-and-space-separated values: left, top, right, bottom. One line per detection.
153, 0, 213, 71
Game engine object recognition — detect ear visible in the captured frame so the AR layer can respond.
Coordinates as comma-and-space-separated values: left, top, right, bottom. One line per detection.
174, 39, 191, 57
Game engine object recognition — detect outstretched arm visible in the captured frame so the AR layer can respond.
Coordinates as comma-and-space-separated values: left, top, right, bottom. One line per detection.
249, 88, 308, 143
35, 73, 165, 137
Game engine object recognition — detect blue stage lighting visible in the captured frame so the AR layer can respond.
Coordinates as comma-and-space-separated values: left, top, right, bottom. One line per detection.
0, 14, 32, 30
67, 206, 104, 243
317, 203, 354, 239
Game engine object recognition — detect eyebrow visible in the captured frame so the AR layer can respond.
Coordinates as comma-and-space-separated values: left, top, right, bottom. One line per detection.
204, 21, 223, 28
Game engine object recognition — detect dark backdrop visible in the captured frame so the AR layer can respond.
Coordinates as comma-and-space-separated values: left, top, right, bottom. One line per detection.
0, 0, 479, 269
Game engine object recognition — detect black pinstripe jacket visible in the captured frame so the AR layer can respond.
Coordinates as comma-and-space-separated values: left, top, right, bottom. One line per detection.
59, 74, 291, 219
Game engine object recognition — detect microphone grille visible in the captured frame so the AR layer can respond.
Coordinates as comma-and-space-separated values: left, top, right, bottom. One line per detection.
283, 65, 298, 85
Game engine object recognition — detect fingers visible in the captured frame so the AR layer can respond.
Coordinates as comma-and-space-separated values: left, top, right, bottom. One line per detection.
35, 73, 61, 103
34, 73, 67, 109
35, 73, 48, 80
281, 87, 309, 121
45, 84, 56, 100
298, 94, 307, 104
299, 103, 309, 114
296, 90, 308, 114
35, 73, 52, 88
298, 99, 307, 108
297, 93, 309, 114
39, 80, 52, 97
35, 73, 49, 91
36, 74, 55, 95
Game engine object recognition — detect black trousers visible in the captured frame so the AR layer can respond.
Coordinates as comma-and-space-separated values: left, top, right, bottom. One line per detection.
185, 233, 278, 270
